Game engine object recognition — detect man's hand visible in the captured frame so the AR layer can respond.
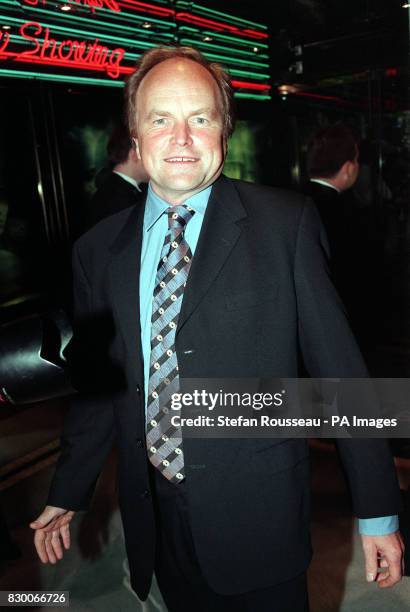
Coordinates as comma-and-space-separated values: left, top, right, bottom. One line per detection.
30, 506, 75, 564
361, 531, 405, 588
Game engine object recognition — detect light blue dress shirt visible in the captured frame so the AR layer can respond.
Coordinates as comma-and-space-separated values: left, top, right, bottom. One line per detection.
138, 181, 398, 536
139, 183, 210, 409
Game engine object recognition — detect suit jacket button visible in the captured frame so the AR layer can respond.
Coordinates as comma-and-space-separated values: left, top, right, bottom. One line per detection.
136, 385, 142, 395
140, 489, 150, 499
136, 438, 143, 448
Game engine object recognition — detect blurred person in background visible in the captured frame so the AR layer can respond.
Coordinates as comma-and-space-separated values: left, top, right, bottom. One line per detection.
305, 124, 379, 349
88, 123, 149, 228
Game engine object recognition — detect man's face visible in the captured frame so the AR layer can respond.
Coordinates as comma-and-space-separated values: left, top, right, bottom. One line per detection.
133, 58, 226, 204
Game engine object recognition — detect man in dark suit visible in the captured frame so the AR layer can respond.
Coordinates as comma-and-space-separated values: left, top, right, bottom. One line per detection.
305, 124, 360, 292
88, 123, 148, 228
304, 125, 377, 346
31, 47, 404, 611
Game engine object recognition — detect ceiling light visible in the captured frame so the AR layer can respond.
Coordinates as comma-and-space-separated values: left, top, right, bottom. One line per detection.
402, 3, 410, 7
253, 47, 259, 53
61, 4, 71, 11
278, 84, 298, 95
203, 36, 212, 42
142, 22, 152, 28
2, 25, 11, 30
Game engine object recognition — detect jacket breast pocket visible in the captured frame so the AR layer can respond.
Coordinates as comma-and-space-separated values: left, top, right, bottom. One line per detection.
225, 285, 278, 311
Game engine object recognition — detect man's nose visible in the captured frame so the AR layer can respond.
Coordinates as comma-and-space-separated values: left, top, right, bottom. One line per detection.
172, 121, 193, 147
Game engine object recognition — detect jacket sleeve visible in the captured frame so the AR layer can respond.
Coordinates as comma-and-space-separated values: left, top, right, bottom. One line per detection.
47, 241, 116, 511
293, 199, 402, 518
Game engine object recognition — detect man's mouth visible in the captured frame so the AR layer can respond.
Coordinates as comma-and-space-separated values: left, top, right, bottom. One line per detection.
164, 157, 199, 163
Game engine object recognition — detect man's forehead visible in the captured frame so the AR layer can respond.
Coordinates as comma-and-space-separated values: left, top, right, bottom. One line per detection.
145, 56, 210, 78
137, 58, 217, 98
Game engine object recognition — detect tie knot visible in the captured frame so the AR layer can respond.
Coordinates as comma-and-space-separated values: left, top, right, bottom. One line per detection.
167, 205, 195, 230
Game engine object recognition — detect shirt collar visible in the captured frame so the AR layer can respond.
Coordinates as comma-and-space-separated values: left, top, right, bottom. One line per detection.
144, 182, 212, 232
310, 178, 340, 193
113, 171, 141, 191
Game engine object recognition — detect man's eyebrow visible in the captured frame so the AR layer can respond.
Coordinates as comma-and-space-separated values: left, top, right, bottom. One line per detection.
146, 107, 216, 118
144, 107, 220, 123
145, 110, 173, 120
190, 107, 218, 117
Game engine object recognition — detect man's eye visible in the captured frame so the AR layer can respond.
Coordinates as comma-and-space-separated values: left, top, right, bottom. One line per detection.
193, 117, 208, 125
153, 118, 166, 125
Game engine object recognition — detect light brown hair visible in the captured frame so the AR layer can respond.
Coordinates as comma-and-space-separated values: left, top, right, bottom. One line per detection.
125, 46, 235, 141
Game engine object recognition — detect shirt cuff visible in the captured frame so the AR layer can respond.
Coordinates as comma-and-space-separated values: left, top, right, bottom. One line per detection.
358, 515, 399, 536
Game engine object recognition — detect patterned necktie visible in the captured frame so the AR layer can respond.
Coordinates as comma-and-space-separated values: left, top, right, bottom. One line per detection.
146, 205, 195, 483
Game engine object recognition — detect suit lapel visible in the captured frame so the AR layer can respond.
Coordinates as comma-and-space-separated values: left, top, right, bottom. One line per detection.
108, 202, 145, 374
178, 176, 248, 333
106, 176, 247, 359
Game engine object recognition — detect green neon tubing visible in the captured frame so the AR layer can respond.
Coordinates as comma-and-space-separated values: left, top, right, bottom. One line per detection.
179, 38, 268, 59
5, 35, 269, 77
0, 72, 272, 97
178, 27, 268, 49
192, 3, 267, 29
176, 1, 267, 30
228, 68, 270, 80
1, 18, 270, 68
20, 5, 175, 36
0, 67, 124, 86
47, 11, 175, 37
0, 14, 165, 49
203, 51, 269, 69
234, 93, 271, 100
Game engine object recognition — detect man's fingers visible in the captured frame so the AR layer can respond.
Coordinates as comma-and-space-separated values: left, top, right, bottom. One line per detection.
51, 530, 64, 560
42, 511, 75, 534
31, 507, 75, 563
362, 532, 404, 588
377, 550, 403, 588
30, 506, 65, 530
60, 523, 71, 550
33, 522, 70, 563
33, 530, 48, 564
44, 532, 57, 564
362, 541, 378, 582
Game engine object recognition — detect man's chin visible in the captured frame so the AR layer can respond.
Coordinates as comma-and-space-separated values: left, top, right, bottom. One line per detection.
159, 177, 206, 192
151, 179, 210, 203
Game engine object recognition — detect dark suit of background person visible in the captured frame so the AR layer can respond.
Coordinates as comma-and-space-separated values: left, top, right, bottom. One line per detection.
304, 124, 366, 344
45, 173, 401, 600
87, 123, 148, 228
88, 171, 147, 227
32, 50, 403, 612
305, 180, 360, 315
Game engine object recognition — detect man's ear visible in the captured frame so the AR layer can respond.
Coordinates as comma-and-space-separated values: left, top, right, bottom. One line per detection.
345, 160, 356, 179
132, 137, 141, 160
129, 146, 139, 163
340, 159, 352, 179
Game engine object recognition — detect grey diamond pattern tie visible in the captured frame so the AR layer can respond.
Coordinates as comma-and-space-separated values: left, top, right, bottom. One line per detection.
146, 205, 195, 483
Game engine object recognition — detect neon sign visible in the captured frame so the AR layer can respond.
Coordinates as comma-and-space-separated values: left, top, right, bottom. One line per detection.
0, 1, 271, 100
23, 0, 121, 14
0, 30, 9, 54
0, 21, 125, 78
20, 22, 125, 78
